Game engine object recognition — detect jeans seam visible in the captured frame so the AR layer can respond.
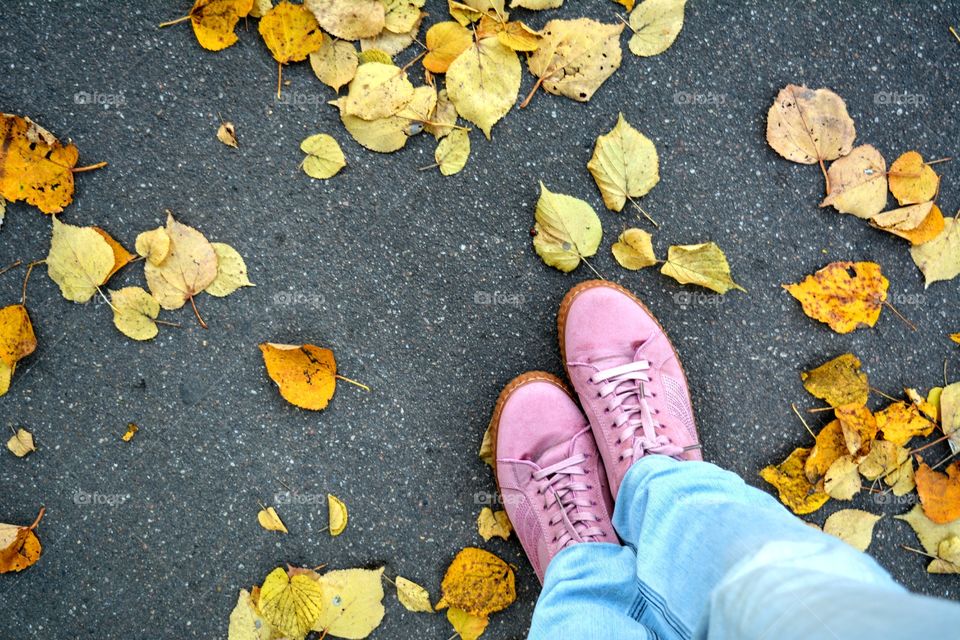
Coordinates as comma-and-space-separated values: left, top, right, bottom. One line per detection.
635, 577, 692, 639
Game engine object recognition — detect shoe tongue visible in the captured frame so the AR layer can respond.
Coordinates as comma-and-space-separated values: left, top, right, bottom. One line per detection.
536, 428, 587, 469
587, 345, 645, 371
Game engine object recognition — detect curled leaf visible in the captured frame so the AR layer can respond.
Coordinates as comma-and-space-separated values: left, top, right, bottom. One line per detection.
612, 228, 656, 270
820, 144, 887, 219
328, 493, 348, 536
870, 202, 945, 246
257, 506, 288, 533
6, 428, 35, 457
476, 507, 512, 541
396, 576, 434, 613
660, 242, 744, 294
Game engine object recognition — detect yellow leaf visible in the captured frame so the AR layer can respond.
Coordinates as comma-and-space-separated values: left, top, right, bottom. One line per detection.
0, 508, 44, 573
217, 122, 238, 148
435, 129, 471, 176
766, 85, 856, 166
328, 493, 348, 536
532, 182, 603, 273
627, 0, 686, 57
819, 144, 887, 218
889, 150, 940, 205
259, 567, 326, 640
759, 447, 830, 515
436, 547, 516, 617
446, 608, 489, 640
494, 20, 542, 52
800, 353, 868, 408
478, 424, 494, 466
305, 0, 385, 40
144, 213, 219, 311
425, 89, 458, 139
359, 15, 423, 56
259, 1, 324, 64
823, 509, 881, 551
510, 0, 561, 8
858, 440, 908, 482
340, 86, 436, 153
186, 0, 254, 51
300, 134, 347, 180
46, 216, 116, 303
424, 21, 473, 73
383, 0, 425, 35
340, 63, 415, 121
0, 304, 37, 372
250, 0, 272, 18
783, 261, 888, 334
611, 0, 634, 10
447, 38, 521, 138
309, 39, 358, 92
110, 287, 161, 341
875, 402, 935, 447
588, 113, 659, 213
312, 567, 386, 639
527, 19, 624, 104
834, 404, 876, 456
804, 419, 846, 483
897, 505, 960, 563
890, 457, 915, 496
259, 343, 338, 411
135, 227, 171, 266
910, 218, 960, 288
121, 422, 139, 442
357, 48, 395, 66
6, 428, 35, 457
476, 507, 512, 541
0, 114, 79, 214
94, 227, 134, 282
396, 576, 434, 613
228, 589, 275, 640
207, 243, 254, 297
951, 333, 960, 345
823, 455, 860, 500
870, 202, 945, 246
612, 228, 656, 270
929, 535, 960, 574
257, 506, 288, 533
660, 242, 744, 294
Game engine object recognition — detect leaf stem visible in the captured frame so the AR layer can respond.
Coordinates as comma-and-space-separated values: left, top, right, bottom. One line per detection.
72, 161, 108, 173
0, 259, 22, 278
883, 299, 917, 332
336, 374, 370, 391
519, 76, 545, 109
21, 259, 43, 306
29, 506, 46, 530
158, 15, 191, 28
190, 296, 208, 329
791, 402, 816, 440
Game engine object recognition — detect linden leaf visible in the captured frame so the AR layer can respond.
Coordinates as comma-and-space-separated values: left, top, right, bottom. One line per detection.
359, 14, 423, 56
870, 202, 945, 246
834, 404, 877, 456
910, 218, 960, 288
340, 85, 436, 153
6, 428, 35, 457
527, 18, 624, 104
897, 504, 960, 559
217, 121, 238, 148
446, 608, 489, 640
588, 113, 659, 213
929, 535, 960, 574
612, 228, 656, 270
783, 261, 888, 334
309, 39, 359, 93
207, 243, 254, 297
510, 0, 561, 8
494, 20, 541, 52
396, 576, 434, 613
327, 493, 348, 536
306, 0, 386, 40
627, 0, 687, 57
435, 129, 471, 176
424, 21, 473, 73
259, 1, 324, 65
259, 567, 326, 640
228, 589, 275, 640
876, 402, 935, 447
311, 567, 386, 639
135, 227, 171, 266
532, 182, 603, 273
0, 114, 80, 214
889, 150, 940, 205
801, 354, 869, 408
0, 304, 35, 397
257, 506, 288, 533
426, 89, 458, 139
819, 144, 887, 219
260, 343, 338, 411
477, 507, 512, 541
858, 440, 908, 482
110, 287, 161, 341
823, 509, 881, 551
824, 455, 861, 500
301, 134, 347, 180
340, 62, 415, 121
759, 447, 830, 515
805, 420, 846, 483
0, 507, 44, 573
143, 213, 218, 311
447, 38, 521, 139
184, 0, 254, 51
766, 85, 856, 166
383, 0, 425, 35
660, 242, 744, 294
46, 216, 116, 303
916, 461, 960, 524
436, 547, 516, 617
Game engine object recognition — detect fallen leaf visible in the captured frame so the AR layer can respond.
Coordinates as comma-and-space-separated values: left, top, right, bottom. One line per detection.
857, 439, 905, 482
951, 333, 960, 345
306, 0, 386, 40
309, 39, 359, 92
258, 506, 288, 533
929, 535, 960, 574
805, 419, 846, 482
301, 134, 347, 179
259, 567, 325, 640
360, 15, 423, 56
820, 144, 887, 219
875, 402, 935, 447
783, 261, 888, 334
627, 0, 687, 57
95, 227, 134, 281
6, 428, 34, 457
905, 387, 939, 421
436, 547, 516, 617
759, 447, 830, 515
228, 589, 275, 640
312, 567, 386, 638
910, 218, 960, 288
447, 38, 521, 138
339, 62, 415, 121
0, 303, 37, 396
446, 608, 489, 640
259, 343, 338, 411
945, 383, 960, 453
532, 182, 603, 273
46, 216, 117, 303
250, 0, 273, 18
800, 354, 869, 408
435, 129, 471, 176
396, 576, 434, 613
477, 507, 512, 541
527, 18, 624, 104
824, 455, 861, 500
207, 243, 254, 297
888, 150, 940, 205
612, 228, 656, 270
144, 213, 218, 313
478, 424, 494, 466
0, 507, 44, 573
135, 227, 171, 266
217, 122, 238, 148
823, 509, 881, 551
834, 404, 877, 456
891, 457, 915, 496
916, 461, 960, 524
870, 202, 945, 246
588, 113, 659, 213
897, 504, 960, 560
383, 0, 425, 34
510, 0, 561, 8
423, 21, 473, 73
492, 20, 541, 52
259, 1, 325, 70
425, 89, 458, 139
110, 287, 161, 341
766, 85, 856, 168
328, 493, 348, 536
182, 0, 254, 51
121, 422, 138, 442
660, 242, 744, 294
341, 85, 436, 153
0, 114, 80, 214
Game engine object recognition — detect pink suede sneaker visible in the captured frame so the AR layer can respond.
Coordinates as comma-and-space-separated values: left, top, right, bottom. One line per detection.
489, 372, 616, 583
558, 281, 702, 499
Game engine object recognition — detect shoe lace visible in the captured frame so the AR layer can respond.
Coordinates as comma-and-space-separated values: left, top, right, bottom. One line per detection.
532, 452, 604, 548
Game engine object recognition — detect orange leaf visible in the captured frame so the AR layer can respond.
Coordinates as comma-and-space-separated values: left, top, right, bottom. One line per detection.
0, 507, 44, 573
804, 419, 846, 483
259, 343, 338, 410
0, 114, 79, 214
760, 447, 830, 515
783, 261, 888, 334
916, 462, 960, 524
835, 404, 877, 456
0, 304, 37, 397
93, 227, 134, 282
189, 0, 254, 51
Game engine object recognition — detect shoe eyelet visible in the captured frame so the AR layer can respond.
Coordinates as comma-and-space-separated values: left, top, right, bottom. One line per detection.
591, 500, 597, 506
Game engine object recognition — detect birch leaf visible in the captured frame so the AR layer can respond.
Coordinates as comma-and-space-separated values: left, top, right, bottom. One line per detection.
889, 150, 940, 205
871, 202, 945, 246
110, 287, 161, 341
910, 218, 960, 287
46, 216, 116, 303
259, 1, 324, 64
207, 243, 254, 297
300, 134, 347, 179
305, 0, 385, 40
311, 568, 386, 639
823, 509, 881, 551
423, 21, 473, 73
435, 129, 471, 176
309, 39, 358, 92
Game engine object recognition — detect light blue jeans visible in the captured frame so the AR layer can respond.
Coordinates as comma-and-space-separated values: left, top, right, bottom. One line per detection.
529, 456, 960, 639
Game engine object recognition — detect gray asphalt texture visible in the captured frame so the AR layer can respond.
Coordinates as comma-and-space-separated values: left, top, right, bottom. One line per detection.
1, 0, 960, 638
